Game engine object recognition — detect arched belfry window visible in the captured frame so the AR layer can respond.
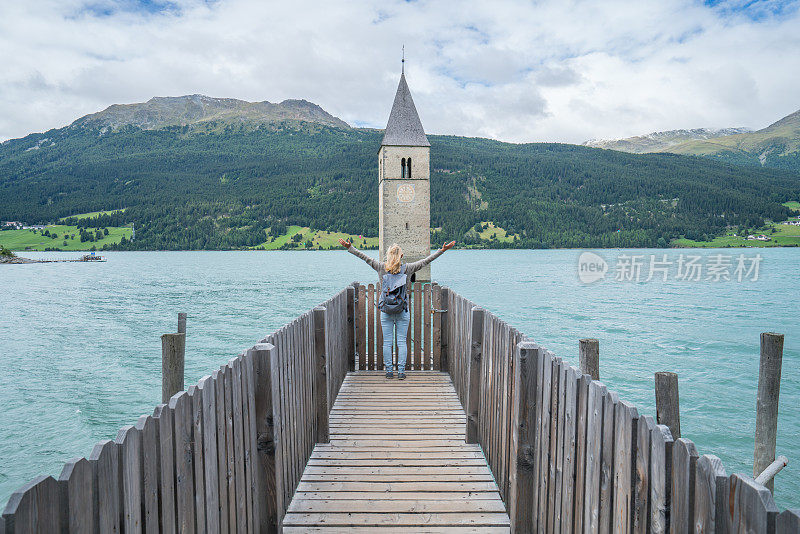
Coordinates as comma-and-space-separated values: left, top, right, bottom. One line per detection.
407, 157, 412, 179
401, 158, 406, 179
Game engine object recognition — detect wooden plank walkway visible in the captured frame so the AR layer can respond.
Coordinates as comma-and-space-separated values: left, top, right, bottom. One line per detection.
282, 371, 511, 533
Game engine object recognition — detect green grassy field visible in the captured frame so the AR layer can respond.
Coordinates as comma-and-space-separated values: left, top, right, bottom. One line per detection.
252, 226, 378, 250
478, 222, 518, 242
0, 225, 133, 251
58, 209, 126, 221
783, 201, 800, 212
256, 221, 517, 251
672, 222, 800, 248
464, 221, 518, 244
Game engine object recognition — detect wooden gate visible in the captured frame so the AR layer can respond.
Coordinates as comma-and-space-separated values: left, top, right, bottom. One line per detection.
352, 282, 443, 370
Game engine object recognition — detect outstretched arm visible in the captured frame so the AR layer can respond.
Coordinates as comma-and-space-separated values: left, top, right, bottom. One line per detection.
339, 238, 382, 272
405, 241, 455, 275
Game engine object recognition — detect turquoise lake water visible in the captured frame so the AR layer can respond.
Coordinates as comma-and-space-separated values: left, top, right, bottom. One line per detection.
1, 249, 797, 509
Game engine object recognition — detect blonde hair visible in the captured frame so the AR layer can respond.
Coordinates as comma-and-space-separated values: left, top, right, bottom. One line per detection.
385, 244, 403, 274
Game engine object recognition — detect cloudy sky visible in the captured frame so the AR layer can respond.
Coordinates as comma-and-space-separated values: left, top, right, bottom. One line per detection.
1, 0, 798, 143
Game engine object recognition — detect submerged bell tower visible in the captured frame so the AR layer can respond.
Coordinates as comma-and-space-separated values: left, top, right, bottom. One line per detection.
378, 63, 431, 281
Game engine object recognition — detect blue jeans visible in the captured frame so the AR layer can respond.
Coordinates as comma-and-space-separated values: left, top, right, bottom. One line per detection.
381, 310, 410, 372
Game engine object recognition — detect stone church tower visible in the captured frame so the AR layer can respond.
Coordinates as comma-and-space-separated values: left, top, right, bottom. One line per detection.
378, 70, 432, 281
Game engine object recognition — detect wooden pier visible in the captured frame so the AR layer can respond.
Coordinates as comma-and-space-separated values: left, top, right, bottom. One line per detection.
282, 371, 509, 532
2, 284, 798, 533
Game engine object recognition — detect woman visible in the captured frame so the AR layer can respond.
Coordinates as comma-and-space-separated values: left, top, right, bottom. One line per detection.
338, 238, 455, 379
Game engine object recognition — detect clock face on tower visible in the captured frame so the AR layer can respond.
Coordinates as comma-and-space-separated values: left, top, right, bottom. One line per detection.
397, 183, 415, 203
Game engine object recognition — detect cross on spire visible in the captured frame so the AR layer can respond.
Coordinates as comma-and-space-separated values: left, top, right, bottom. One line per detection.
401, 45, 405, 74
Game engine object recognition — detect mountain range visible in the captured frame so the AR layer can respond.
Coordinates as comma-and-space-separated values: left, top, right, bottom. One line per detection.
582, 127, 753, 154
583, 108, 800, 172
70, 95, 350, 132
1, 95, 798, 250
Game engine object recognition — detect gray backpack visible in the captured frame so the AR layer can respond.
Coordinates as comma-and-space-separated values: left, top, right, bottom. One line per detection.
378, 265, 408, 314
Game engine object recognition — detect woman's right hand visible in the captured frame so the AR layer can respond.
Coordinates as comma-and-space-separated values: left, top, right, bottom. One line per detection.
338, 238, 351, 249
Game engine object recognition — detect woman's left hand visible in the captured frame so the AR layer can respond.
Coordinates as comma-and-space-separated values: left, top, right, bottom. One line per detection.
441, 240, 456, 251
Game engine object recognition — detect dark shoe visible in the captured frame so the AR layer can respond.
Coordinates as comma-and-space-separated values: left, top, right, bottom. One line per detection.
398, 372, 406, 380
385, 371, 393, 379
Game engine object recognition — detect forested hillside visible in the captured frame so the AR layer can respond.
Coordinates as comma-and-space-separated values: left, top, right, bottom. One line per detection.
1, 118, 798, 250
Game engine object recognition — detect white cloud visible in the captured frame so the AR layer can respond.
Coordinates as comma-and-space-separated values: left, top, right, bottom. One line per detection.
0, 0, 798, 143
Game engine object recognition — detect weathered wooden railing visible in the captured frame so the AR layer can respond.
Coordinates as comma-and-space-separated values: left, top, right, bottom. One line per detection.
442, 288, 800, 534
351, 281, 443, 370
1, 288, 351, 533
3, 284, 798, 533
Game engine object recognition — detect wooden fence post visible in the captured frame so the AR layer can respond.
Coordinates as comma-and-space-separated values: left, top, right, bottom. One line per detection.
431, 283, 442, 370
162, 333, 185, 403
247, 342, 279, 533
90, 440, 122, 533
196, 376, 219, 534
347, 285, 356, 372
778, 510, 800, 533
585, 379, 607, 533
509, 341, 539, 533
466, 306, 484, 444
613, 400, 639, 533
178, 312, 187, 334
694, 454, 728, 534
599, 389, 619, 534
58, 457, 96, 534
267, 337, 286, 526
115, 425, 143, 533
169, 391, 195, 533
633, 415, 655, 533
355, 284, 364, 371
754, 332, 784, 493
670, 438, 699, 534
579, 338, 600, 380
440, 287, 450, 373
313, 306, 329, 443
727, 474, 779, 533
655, 372, 681, 439
185, 385, 206, 534
574, 372, 592, 534
650, 424, 674, 534
1, 476, 63, 533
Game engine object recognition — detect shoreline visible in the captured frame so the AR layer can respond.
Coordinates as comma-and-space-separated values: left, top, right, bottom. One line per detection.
4, 245, 798, 260
5, 242, 799, 254
1, 255, 105, 264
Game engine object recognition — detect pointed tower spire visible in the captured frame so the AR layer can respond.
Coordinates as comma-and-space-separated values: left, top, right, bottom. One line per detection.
377, 58, 432, 281
381, 69, 430, 147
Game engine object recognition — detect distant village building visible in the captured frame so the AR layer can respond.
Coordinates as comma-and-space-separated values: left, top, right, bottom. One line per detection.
2, 221, 23, 229
378, 65, 432, 281
746, 234, 771, 241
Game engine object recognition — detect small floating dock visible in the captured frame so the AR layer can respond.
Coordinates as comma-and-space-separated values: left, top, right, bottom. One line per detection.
0, 253, 106, 264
